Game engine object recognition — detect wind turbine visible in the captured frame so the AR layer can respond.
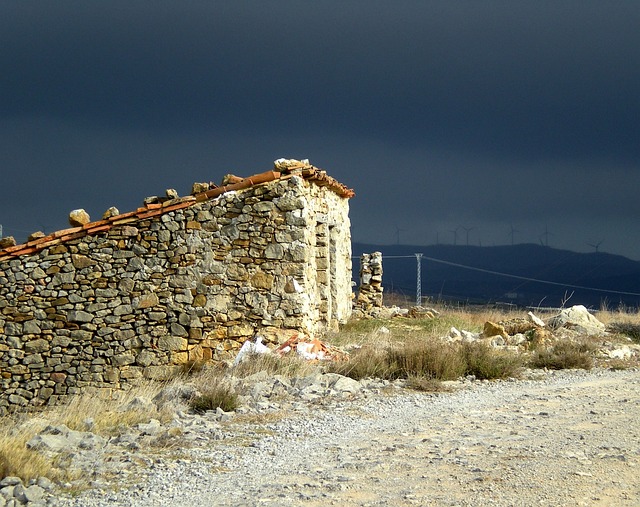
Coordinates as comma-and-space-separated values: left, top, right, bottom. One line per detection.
540, 224, 553, 247
395, 225, 406, 245
449, 227, 459, 246
461, 226, 475, 246
587, 240, 604, 253
508, 224, 519, 246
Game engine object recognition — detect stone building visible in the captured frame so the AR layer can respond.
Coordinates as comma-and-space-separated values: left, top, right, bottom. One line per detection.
0, 159, 354, 412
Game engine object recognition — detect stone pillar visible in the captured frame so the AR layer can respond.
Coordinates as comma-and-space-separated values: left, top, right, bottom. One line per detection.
355, 252, 383, 310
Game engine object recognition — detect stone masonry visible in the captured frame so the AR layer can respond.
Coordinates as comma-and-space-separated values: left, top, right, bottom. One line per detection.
0, 160, 354, 413
355, 252, 384, 310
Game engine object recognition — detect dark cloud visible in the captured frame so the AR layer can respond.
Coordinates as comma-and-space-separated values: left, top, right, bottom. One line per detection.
1, 1, 639, 258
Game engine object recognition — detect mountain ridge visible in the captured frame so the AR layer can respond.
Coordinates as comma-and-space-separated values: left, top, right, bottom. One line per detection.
352, 242, 640, 309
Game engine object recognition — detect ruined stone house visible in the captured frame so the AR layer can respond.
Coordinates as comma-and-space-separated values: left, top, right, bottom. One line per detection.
0, 159, 354, 413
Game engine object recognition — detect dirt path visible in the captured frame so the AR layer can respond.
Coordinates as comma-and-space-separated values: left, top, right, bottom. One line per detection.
58, 369, 640, 507
218, 370, 640, 506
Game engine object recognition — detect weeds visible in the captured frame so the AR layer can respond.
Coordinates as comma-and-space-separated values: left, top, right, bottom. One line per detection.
607, 322, 640, 344
187, 371, 239, 413
232, 353, 314, 378
0, 417, 57, 482
529, 341, 595, 370
460, 342, 524, 380
327, 338, 522, 382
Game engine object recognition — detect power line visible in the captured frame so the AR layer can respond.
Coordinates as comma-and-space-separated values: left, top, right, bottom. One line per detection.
421, 255, 640, 297
353, 254, 640, 297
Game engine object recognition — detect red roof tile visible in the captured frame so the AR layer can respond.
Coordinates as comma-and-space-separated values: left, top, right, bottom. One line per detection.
0, 163, 354, 261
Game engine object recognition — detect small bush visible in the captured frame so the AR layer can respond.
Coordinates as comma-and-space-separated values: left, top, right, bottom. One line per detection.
188, 371, 239, 414
326, 346, 393, 381
529, 341, 594, 370
607, 322, 640, 344
461, 342, 524, 380
387, 340, 467, 380
189, 385, 238, 414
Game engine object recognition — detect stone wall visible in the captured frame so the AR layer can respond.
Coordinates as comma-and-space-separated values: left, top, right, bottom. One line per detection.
0, 171, 352, 413
354, 252, 384, 311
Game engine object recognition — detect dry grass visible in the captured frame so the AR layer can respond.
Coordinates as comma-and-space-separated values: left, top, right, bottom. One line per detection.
232, 353, 316, 378
0, 380, 174, 483
595, 306, 640, 325
48, 382, 173, 435
0, 417, 56, 482
528, 340, 595, 370
326, 337, 523, 383
187, 370, 239, 414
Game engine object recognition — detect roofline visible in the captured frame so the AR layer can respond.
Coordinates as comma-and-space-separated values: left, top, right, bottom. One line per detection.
0, 164, 354, 261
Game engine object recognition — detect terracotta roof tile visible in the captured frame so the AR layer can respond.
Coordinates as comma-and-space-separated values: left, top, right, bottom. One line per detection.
0, 163, 353, 261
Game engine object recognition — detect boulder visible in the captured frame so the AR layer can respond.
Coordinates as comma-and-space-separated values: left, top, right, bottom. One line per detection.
68, 209, 90, 226
483, 321, 507, 339
102, 206, 120, 219
0, 236, 16, 248
548, 305, 606, 336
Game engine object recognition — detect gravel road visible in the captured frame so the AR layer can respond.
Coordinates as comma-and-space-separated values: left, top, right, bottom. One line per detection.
57, 368, 640, 507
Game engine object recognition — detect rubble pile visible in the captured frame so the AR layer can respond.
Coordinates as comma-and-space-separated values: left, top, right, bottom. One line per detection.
440, 304, 640, 360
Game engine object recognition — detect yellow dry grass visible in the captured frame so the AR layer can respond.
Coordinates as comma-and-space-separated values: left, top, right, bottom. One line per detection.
0, 416, 55, 482
0, 380, 174, 483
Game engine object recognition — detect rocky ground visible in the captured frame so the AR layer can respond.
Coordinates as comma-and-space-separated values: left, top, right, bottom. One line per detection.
5, 366, 637, 507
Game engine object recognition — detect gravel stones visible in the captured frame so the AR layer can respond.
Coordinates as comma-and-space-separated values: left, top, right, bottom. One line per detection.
49, 368, 640, 507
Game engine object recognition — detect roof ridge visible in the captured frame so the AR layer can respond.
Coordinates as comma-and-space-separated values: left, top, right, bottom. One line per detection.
0, 164, 354, 261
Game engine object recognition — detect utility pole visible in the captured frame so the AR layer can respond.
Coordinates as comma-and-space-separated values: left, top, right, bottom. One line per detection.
415, 253, 423, 306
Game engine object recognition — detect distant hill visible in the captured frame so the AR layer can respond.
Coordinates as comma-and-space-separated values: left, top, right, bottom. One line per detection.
352, 242, 640, 309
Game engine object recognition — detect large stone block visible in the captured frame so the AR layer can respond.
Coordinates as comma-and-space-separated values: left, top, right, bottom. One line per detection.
158, 336, 188, 351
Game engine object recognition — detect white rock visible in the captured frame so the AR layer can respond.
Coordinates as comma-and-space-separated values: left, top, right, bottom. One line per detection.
548, 305, 606, 336
527, 311, 545, 327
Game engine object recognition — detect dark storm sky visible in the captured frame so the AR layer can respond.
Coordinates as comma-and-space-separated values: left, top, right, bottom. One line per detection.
1, 1, 639, 259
